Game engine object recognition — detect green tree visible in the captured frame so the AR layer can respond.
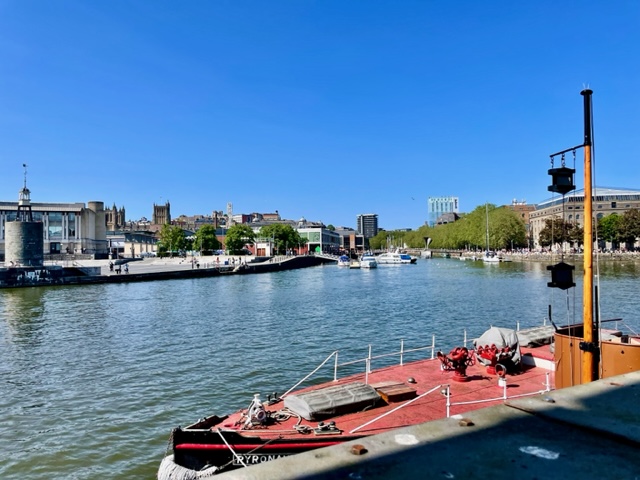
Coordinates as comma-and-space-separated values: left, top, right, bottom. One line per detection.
620, 208, 640, 247
490, 207, 527, 250
258, 224, 305, 254
367, 230, 385, 250
538, 218, 577, 248
194, 224, 221, 254
598, 214, 622, 245
225, 224, 256, 254
157, 224, 186, 257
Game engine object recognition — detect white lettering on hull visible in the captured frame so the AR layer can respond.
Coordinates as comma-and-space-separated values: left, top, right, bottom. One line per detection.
232, 453, 290, 465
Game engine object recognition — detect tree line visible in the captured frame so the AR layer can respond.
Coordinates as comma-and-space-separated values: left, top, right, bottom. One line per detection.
156, 223, 305, 256
155, 206, 640, 256
368, 204, 527, 251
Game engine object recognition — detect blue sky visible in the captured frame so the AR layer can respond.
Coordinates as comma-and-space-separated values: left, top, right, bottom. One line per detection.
1, 1, 639, 230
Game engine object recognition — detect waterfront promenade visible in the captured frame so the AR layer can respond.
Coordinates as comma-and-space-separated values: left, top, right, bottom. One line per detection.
0, 254, 334, 288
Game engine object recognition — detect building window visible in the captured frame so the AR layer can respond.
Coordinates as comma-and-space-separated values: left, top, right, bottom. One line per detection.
611, 202, 617, 208
48, 212, 63, 238
68, 212, 76, 238
597, 205, 602, 209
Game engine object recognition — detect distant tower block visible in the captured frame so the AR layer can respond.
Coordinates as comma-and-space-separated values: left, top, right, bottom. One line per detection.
5, 165, 44, 267
227, 202, 233, 226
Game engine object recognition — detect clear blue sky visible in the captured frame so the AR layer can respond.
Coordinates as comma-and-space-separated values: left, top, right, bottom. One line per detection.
1, 1, 639, 230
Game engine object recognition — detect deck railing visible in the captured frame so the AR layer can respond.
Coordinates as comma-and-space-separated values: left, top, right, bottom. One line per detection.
281, 324, 556, 401
280, 337, 439, 399
334, 336, 438, 384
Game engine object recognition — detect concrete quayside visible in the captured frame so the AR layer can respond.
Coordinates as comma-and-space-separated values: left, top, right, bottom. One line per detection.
0, 254, 335, 288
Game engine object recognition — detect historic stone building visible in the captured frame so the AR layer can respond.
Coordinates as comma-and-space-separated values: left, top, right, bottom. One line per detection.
105, 204, 126, 231
530, 187, 640, 248
153, 201, 171, 225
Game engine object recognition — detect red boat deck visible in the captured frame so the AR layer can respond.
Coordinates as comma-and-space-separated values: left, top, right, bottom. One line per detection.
216, 347, 554, 439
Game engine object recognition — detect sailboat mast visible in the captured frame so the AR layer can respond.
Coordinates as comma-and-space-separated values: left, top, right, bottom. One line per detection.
485, 204, 489, 250
581, 88, 595, 383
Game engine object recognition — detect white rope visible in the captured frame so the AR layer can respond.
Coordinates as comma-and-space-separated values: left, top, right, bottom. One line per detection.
157, 455, 219, 480
281, 351, 338, 398
350, 384, 444, 434
216, 428, 247, 468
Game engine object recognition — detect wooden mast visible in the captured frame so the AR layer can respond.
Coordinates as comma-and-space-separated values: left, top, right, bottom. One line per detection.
581, 88, 595, 383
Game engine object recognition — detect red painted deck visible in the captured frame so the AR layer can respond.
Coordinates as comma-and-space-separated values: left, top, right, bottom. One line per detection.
215, 348, 555, 439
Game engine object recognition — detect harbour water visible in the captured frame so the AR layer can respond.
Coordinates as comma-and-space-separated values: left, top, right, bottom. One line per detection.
1, 258, 639, 479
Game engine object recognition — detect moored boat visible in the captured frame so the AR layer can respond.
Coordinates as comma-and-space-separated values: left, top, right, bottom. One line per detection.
376, 250, 416, 265
360, 253, 377, 269
482, 251, 500, 263
337, 255, 350, 267
158, 326, 555, 478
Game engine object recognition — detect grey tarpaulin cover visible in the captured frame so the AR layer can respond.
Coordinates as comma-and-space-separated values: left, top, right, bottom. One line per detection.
284, 382, 381, 421
473, 327, 522, 372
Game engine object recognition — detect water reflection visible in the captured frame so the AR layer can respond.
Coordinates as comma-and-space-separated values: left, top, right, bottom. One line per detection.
0, 288, 47, 346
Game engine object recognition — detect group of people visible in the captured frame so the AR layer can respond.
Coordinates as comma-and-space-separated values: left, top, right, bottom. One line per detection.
108, 261, 128, 274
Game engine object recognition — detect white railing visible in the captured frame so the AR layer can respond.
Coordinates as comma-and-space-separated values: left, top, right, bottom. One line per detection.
351, 372, 553, 434
333, 336, 438, 383
445, 372, 553, 417
279, 325, 554, 405
279, 337, 439, 401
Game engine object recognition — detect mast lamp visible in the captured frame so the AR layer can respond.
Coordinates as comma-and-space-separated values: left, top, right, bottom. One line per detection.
547, 167, 576, 195
547, 262, 576, 290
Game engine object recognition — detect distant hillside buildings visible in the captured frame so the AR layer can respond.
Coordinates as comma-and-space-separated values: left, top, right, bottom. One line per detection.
3, 181, 640, 263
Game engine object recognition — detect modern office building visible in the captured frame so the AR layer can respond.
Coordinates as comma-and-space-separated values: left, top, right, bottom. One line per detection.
428, 196, 459, 226
334, 226, 365, 254
356, 214, 378, 239
296, 218, 341, 254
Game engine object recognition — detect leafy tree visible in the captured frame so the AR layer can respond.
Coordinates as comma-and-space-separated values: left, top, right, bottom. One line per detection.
490, 207, 527, 249
225, 224, 256, 254
620, 209, 640, 247
326, 224, 335, 231
538, 218, 580, 248
404, 225, 433, 248
258, 224, 305, 254
598, 214, 622, 246
368, 230, 388, 250
366, 204, 526, 251
157, 224, 186, 257
194, 224, 221, 254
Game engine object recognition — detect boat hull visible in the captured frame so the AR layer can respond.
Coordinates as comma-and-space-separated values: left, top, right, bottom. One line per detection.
168, 427, 361, 474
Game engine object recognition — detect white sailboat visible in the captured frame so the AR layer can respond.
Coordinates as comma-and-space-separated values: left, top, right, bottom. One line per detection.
482, 204, 500, 263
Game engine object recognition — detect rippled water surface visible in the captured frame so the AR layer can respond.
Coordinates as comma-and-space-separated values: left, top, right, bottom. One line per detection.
1, 259, 638, 479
